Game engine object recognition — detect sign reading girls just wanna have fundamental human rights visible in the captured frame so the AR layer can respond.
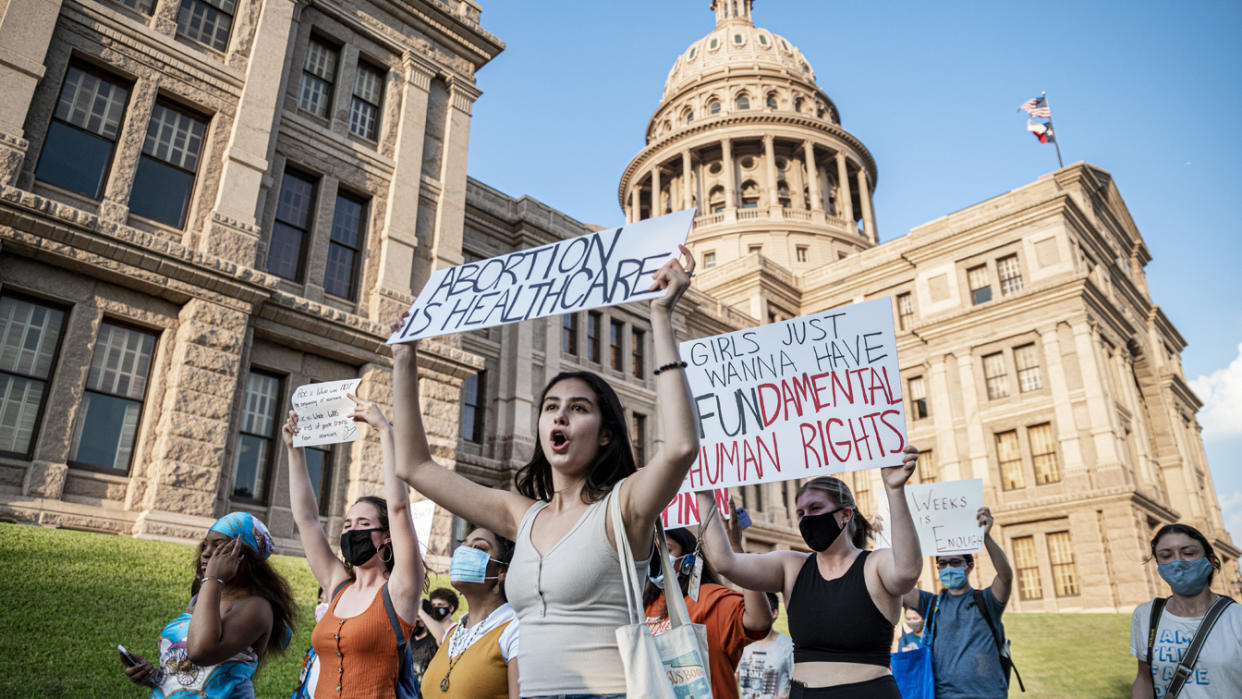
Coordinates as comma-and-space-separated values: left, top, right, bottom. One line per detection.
388, 209, 695, 343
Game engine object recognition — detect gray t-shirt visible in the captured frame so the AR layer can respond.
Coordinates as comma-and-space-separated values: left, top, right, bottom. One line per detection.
737, 633, 793, 699
918, 588, 1007, 699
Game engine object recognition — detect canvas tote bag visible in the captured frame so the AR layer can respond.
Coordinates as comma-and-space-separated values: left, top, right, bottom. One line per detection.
609, 485, 713, 698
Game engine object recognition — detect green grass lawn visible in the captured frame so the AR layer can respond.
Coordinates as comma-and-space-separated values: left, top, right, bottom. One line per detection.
0, 522, 1134, 697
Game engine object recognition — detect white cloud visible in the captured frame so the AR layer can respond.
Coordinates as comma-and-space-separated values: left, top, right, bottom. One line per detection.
1190, 342, 1242, 440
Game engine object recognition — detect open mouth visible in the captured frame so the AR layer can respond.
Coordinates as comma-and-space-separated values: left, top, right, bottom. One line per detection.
549, 430, 569, 453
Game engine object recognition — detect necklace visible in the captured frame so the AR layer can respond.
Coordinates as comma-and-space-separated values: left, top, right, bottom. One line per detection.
439, 612, 491, 691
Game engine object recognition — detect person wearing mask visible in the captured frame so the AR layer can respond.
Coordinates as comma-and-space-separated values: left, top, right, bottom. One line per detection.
696, 459, 923, 699
1130, 523, 1240, 699
642, 522, 771, 699
422, 526, 520, 699
429, 588, 460, 623
895, 608, 925, 652
900, 506, 1013, 699
283, 396, 425, 698
736, 592, 794, 699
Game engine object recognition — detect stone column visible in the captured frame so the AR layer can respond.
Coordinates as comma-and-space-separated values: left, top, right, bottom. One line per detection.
628, 187, 637, 223
1039, 327, 1086, 477
764, 136, 780, 211
370, 53, 435, 324
497, 320, 535, 464
205, 0, 298, 267
1073, 322, 1123, 479
431, 77, 482, 270
955, 354, 986, 484
651, 164, 661, 216
857, 168, 878, 243
681, 150, 694, 213
0, 0, 65, 185
834, 151, 853, 222
721, 138, 736, 209
926, 354, 961, 471
803, 141, 822, 212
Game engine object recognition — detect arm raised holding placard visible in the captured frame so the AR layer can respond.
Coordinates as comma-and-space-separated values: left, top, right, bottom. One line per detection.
284, 412, 351, 593
979, 507, 1014, 605
874, 453, 923, 597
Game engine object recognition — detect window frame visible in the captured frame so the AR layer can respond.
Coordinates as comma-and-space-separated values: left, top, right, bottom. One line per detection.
609, 319, 624, 371
129, 98, 209, 229
632, 412, 647, 467
908, 376, 928, 420
176, 0, 236, 53
982, 351, 1010, 401
997, 253, 1024, 296
1012, 535, 1043, 600
266, 167, 319, 282
1029, 422, 1061, 485
0, 291, 71, 459
35, 61, 132, 201
1014, 343, 1043, 393
230, 370, 283, 504
896, 292, 914, 331
1047, 531, 1080, 597
562, 314, 579, 356
304, 444, 335, 516
348, 59, 385, 141
967, 264, 992, 305
298, 34, 341, 120
995, 428, 1024, 490
324, 190, 367, 300
459, 370, 485, 444
587, 311, 601, 363
631, 327, 645, 377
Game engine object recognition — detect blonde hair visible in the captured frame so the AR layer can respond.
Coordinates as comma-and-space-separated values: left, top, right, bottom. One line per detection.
795, 476, 872, 548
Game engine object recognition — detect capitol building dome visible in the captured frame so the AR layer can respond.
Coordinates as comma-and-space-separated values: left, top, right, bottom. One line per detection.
619, 0, 879, 322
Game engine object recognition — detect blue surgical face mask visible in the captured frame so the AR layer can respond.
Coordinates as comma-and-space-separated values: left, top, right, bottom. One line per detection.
449, 545, 502, 584
938, 566, 969, 590
1158, 558, 1214, 597
648, 552, 695, 589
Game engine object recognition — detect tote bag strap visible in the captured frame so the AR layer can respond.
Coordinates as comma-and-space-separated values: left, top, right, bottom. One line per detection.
654, 517, 694, 630
608, 479, 646, 624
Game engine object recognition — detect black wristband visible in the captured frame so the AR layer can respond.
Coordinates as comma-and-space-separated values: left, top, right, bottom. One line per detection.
652, 360, 688, 376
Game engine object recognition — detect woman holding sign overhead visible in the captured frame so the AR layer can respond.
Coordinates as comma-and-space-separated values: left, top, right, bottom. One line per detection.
283, 395, 428, 698
391, 244, 699, 698
695, 459, 923, 699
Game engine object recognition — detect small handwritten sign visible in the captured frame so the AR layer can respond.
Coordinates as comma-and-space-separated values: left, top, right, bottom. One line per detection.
291, 379, 362, 448
678, 298, 906, 494
661, 488, 731, 530
873, 479, 985, 555
411, 499, 435, 557
388, 209, 695, 343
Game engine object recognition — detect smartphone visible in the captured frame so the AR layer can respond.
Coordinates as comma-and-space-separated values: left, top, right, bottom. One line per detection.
118, 644, 138, 666
735, 506, 752, 530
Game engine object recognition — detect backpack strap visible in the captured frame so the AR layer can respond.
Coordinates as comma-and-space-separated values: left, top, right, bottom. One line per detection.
1165, 596, 1236, 699
1146, 597, 1167, 673
331, 579, 352, 602
381, 583, 409, 656
973, 589, 1025, 692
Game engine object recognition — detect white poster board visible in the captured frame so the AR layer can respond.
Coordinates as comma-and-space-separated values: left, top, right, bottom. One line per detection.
290, 379, 362, 448
411, 499, 436, 557
871, 478, 985, 556
677, 298, 906, 494
661, 488, 731, 530
388, 209, 695, 343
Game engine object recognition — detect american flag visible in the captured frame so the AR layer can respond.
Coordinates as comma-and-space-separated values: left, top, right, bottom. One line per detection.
1019, 96, 1051, 119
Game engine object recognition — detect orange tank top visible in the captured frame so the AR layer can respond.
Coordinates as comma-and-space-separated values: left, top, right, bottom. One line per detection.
311, 582, 416, 699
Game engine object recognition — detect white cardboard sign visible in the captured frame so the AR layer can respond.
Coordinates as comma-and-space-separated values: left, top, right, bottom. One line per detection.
291, 379, 362, 448
678, 298, 906, 494
411, 499, 435, 557
661, 488, 732, 530
388, 209, 695, 343
871, 478, 985, 555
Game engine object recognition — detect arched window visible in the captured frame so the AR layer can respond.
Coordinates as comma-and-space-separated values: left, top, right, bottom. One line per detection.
736, 95, 750, 110
709, 100, 721, 115
778, 181, 791, 209
766, 92, 778, 109
794, 97, 804, 113
708, 186, 726, 214
683, 107, 694, 123
740, 180, 760, 209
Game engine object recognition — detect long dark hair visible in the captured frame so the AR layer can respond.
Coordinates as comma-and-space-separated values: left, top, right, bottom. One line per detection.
795, 476, 873, 549
189, 543, 296, 664
514, 371, 635, 504
1150, 522, 1219, 586
642, 527, 720, 609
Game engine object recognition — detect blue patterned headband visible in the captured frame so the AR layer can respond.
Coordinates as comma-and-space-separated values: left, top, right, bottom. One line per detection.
209, 512, 274, 560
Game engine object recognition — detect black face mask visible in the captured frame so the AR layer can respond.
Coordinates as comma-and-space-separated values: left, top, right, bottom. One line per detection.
430, 606, 452, 621
340, 528, 381, 566
798, 510, 845, 552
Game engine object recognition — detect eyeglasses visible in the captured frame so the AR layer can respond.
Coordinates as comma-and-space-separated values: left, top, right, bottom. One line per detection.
936, 558, 968, 569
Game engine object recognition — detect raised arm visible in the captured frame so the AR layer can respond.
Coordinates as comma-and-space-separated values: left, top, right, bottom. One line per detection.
349, 396, 424, 624
874, 446, 923, 597
283, 412, 350, 593
695, 490, 800, 596
726, 500, 777, 635
620, 245, 700, 546
979, 507, 1014, 605
186, 538, 273, 665
391, 335, 532, 541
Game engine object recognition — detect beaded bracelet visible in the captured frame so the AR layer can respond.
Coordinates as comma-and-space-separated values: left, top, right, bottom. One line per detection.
200, 576, 225, 586
652, 360, 688, 376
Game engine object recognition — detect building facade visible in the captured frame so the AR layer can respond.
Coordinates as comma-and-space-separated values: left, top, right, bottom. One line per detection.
0, 0, 1236, 611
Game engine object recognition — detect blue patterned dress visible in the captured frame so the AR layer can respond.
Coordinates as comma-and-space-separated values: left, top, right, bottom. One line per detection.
149, 608, 258, 699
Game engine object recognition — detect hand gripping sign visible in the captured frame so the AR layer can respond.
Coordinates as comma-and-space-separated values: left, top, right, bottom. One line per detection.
388, 209, 695, 343
677, 297, 907, 495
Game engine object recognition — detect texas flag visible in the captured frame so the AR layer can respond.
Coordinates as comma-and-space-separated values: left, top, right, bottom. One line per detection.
1027, 119, 1055, 144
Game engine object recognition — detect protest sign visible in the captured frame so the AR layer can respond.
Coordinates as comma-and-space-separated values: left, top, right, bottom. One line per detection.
678, 297, 906, 494
871, 478, 985, 555
291, 379, 362, 448
388, 209, 695, 343
661, 488, 731, 530
411, 499, 435, 556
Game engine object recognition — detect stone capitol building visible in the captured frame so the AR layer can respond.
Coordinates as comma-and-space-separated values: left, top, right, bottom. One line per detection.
0, 0, 1236, 612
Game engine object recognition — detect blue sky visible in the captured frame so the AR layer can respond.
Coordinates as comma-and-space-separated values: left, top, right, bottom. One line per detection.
464, 1, 1242, 542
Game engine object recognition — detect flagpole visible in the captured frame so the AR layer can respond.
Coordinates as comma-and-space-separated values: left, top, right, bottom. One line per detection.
1042, 91, 1065, 169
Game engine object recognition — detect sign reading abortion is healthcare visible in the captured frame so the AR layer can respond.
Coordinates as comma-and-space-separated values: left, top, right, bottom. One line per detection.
678, 297, 906, 494
388, 209, 695, 343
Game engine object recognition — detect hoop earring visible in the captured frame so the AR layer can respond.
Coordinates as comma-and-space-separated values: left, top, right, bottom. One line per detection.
380, 544, 393, 564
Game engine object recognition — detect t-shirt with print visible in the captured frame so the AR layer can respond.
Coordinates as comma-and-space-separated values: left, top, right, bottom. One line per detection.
917, 588, 1008, 699
1129, 598, 1242, 699
645, 583, 767, 699
736, 632, 793, 699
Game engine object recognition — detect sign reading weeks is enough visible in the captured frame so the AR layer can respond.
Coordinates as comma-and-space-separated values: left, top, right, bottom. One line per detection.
678, 297, 906, 493
872, 478, 986, 556
291, 379, 362, 448
388, 209, 695, 343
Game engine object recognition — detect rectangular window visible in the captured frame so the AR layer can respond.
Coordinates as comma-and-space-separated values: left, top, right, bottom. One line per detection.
609, 320, 624, 371
562, 314, 578, 356
995, 429, 1024, 490
632, 412, 647, 466
703, 251, 716, 268
908, 376, 928, 420
267, 170, 317, 281
1012, 535, 1043, 600
70, 322, 157, 472
177, 0, 235, 51
460, 371, 484, 443
1014, 343, 1043, 392
631, 328, 645, 376
36, 64, 130, 199
1047, 531, 1079, 596
349, 62, 384, 140
129, 101, 208, 228
918, 449, 935, 483
997, 254, 1023, 296
587, 312, 601, 363
298, 37, 338, 118
325, 193, 366, 299
1029, 422, 1061, 484
967, 264, 992, 305
748, 244, 763, 255
982, 352, 1009, 400
111, 0, 156, 14
796, 246, 808, 263
896, 292, 914, 331
305, 445, 333, 515
232, 371, 279, 501
0, 295, 67, 456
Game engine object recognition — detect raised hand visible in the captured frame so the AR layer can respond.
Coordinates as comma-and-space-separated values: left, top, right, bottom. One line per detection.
881, 445, 919, 490
347, 394, 391, 432
977, 506, 994, 536
388, 313, 421, 362
281, 410, 299, 448
649, 244, 696, 313
204, 537, 244, 584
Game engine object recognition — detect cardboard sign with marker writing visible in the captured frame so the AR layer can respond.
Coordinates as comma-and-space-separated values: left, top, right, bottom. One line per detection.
871, 478, 985, 555
678, 297, 906, 494
291, 379, 362, 448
